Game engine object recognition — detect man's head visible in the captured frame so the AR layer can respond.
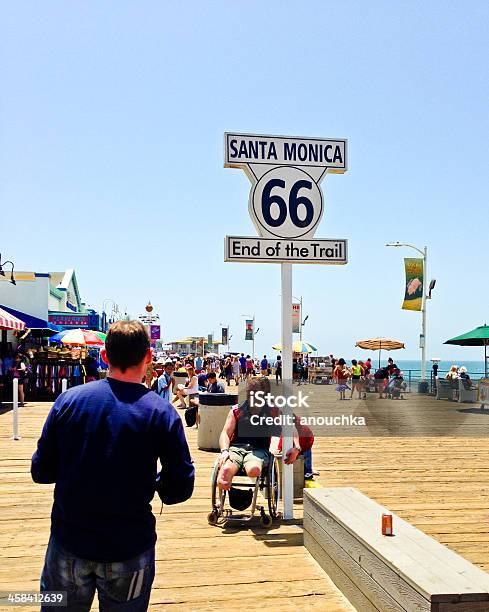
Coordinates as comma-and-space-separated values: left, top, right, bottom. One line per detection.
247, 378, 264, 414
101, 320, 151, 379
164, 360, 174, 374
263, 355, 266, 359
208, 372, 217, 382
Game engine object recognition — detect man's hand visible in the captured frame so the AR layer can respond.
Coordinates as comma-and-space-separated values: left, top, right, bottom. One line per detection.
218, 449, 230, 467
284, 447, 300, 465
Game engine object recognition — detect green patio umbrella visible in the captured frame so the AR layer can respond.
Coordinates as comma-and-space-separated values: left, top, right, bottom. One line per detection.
444, 324, 489, 377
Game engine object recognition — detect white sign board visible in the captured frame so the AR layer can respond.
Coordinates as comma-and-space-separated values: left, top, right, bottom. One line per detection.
225, 236, 348, 264
225, 132, 347, 243
223, 131, 348, 522
139, 314, 159, 324
225, 133, 347, 170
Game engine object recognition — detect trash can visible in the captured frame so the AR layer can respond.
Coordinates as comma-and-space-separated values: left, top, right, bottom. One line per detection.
172, 371, 187, 394
198, 392, 238, 451
418, 380, 429, 394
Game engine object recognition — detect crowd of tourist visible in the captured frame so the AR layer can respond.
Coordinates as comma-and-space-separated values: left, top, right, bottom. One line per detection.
331, 355, 408, 400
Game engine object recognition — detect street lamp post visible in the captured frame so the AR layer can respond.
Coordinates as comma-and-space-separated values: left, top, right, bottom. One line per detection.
386, 242, 431, 391
0, 255, 16, 285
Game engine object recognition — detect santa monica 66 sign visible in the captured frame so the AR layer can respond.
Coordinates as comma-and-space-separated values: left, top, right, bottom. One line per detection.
224, 133, 348, 263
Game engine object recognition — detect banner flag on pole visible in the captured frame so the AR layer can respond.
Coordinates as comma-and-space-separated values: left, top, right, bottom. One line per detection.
221, 327, 228, 345
150, 325, 160, 340
245, 319, 254, 340
402, 258, 424, 311
292, 303, 301, 333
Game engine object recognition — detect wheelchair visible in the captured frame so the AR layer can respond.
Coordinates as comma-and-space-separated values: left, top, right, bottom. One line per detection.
207, 449, 281, 527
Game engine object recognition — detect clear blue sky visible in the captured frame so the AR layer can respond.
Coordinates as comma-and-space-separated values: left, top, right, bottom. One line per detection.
1, 1, 488, 360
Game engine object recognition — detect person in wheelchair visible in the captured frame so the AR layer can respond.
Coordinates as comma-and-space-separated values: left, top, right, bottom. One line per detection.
217, 378, 300, 491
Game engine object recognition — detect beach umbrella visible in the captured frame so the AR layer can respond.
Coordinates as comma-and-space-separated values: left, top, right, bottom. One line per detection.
50, 329, 104, 346
91, 331, 107, 343
272, 340, 317, 353
444, 324, 489, 377
355, 337, 405, 369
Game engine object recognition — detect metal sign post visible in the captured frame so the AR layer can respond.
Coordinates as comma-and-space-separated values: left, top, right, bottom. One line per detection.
224, 132, 348, 519
11, 378, 20, 441
281, 262, 294, 517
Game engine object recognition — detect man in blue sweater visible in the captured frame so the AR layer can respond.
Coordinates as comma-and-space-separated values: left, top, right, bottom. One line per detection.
31, 320, 195, 611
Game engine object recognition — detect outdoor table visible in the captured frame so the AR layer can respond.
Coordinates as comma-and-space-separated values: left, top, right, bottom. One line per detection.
198, 392, 238, 451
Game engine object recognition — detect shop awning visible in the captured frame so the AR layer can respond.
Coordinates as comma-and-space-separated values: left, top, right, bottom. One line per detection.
0, 304, 61, 335
0, 307, 26, 331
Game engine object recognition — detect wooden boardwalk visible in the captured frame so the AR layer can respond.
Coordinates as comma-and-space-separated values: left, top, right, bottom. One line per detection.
0, 400, 352, 612
2, 386, 489, 610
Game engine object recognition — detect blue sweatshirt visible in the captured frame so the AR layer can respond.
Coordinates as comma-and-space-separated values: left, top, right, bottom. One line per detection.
31, 378, 194, 562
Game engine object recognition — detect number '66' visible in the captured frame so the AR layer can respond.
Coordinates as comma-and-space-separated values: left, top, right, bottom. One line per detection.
261, 179, 314, 228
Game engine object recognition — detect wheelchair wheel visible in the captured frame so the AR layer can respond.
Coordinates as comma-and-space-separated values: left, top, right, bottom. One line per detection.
260, 512, 273, 528
267, 455, 281, 519
210, 460, 226, 523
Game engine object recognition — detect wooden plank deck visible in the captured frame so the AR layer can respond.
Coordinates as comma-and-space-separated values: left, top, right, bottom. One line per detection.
2, 385, 489, 611
0, 401, 353, 612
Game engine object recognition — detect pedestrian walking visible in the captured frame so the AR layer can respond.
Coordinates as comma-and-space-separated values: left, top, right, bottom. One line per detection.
350, 359, 364, 399
275, 355, 282, 385
157, 360, 175, 402
31, 320, 194, 611
334, 358, 350, 399
232, 356, 240, 386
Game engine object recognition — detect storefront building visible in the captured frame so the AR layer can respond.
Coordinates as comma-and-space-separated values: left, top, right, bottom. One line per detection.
0, 268, 105, 347
168, 336, 221, 356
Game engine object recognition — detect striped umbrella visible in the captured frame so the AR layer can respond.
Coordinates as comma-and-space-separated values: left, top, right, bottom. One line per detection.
355, 337, 405, 368
91, 331, 107, 343
272, 340, 317, 353
50, 329, 104, 346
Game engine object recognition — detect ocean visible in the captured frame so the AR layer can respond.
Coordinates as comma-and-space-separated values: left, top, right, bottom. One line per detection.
394, 360, 486, 378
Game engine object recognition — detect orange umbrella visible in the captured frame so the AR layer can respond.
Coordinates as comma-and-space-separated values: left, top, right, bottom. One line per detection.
355, 337, 405, 368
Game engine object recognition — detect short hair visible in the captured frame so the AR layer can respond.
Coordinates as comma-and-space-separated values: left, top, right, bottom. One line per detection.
105, 320, 150, 373
352, 359, 357, 365
208, 372, 217, 380
164, 360, 174, 367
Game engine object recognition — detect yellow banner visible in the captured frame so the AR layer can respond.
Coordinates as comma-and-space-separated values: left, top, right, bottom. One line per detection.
402, 258, 423, 311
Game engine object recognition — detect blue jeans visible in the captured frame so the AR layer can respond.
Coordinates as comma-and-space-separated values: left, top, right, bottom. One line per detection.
40, 537, 155, 611
303, 449, 313, 475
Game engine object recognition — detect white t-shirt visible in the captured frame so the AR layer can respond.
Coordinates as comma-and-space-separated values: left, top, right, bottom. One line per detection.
184, 375, 199, 395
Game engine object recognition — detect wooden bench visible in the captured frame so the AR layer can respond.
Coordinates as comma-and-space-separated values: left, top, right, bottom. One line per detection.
304, 487, 489, 611
458, 378, 478, 404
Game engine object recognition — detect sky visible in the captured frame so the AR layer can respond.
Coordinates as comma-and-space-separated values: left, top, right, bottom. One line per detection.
1, 1, 488, 360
